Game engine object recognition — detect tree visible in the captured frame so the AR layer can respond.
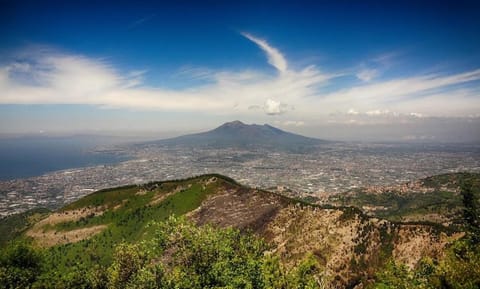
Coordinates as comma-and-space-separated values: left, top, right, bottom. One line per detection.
139, 216, 326, 289
107, 243, 146, 289
369, 260, 425, 289
0, 242, 43, 289
438, 239, 480, 289
460, 180, 480, 244
261, 255, 287, 289
87, 264, 108, 289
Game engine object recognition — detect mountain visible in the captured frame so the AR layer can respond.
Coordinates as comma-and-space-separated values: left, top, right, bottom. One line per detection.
147, 120, 326, 150
2, 173, 475, 288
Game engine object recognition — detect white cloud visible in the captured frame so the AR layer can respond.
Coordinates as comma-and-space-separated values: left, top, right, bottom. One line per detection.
347, 108, 359, 115
0, 47, 331, 116
330, 69, 480, 103
241, 32, 288, 73
264, 98, 289, 115
365, 109, 391, 116
409, 112, 424, 118
317, 70, 480, 118
356, 68, 377, 82
339, 109, 427, 121
345, 109, 426, 119
0, 34, 479, 122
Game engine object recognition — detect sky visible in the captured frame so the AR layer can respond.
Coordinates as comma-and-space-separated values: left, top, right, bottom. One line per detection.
1, 0, 480, 142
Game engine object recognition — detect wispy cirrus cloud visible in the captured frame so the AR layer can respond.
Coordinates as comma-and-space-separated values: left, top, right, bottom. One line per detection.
241, 32, 288, 73
321, 69, 480, 117
0, 33, 479, 124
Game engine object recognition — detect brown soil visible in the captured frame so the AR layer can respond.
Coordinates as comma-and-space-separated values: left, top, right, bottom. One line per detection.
25, 207, 106, 247
26, 224, 107, 247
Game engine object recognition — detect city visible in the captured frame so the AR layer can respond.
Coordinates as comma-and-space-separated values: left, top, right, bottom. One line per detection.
1, 142, 479, 217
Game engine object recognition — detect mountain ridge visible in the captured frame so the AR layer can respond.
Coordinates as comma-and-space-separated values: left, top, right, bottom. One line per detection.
145, 120, 327, 150
1, 173, 471, 288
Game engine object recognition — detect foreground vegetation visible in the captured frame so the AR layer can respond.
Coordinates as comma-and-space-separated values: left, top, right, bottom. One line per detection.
369, 238, 480, 289
1, 216, 325, 288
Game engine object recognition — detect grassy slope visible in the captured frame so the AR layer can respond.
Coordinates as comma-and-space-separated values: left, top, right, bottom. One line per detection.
20, 175, 230, 274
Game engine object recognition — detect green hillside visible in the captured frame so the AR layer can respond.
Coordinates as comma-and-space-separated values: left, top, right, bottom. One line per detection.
1, 172, 479, 289
0, 174, 321, 288
35, 175, 236, 269
0, 208, 51, 246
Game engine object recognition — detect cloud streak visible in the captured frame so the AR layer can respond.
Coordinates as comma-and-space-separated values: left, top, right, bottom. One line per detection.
241, 32, 288, 73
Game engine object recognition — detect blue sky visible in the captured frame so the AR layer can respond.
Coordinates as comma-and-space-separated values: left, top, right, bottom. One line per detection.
1, 1, 479, 142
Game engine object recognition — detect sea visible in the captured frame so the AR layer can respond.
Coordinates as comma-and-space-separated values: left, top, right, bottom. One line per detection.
0, 135, 131, 181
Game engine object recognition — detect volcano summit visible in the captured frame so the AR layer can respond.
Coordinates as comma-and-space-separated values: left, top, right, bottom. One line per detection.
150, 121, 326, 151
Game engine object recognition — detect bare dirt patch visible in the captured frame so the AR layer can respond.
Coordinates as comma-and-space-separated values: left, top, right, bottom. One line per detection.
149, 191, 176, 206
26, 224, 107, 247
149, 184, 191, 206
25, 207, 107, 247
135, 189, 148, 196
33, 207, 105, 228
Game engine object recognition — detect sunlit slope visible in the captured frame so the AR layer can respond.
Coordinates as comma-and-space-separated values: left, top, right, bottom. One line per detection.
5, 174, 461, 286
20, 175, 238, 269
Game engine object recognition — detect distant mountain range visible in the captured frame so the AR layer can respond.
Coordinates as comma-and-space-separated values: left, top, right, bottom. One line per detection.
147, 120, 327, 151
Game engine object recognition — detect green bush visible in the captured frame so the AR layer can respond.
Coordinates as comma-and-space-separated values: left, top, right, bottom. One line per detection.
0, 242, 44, 289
